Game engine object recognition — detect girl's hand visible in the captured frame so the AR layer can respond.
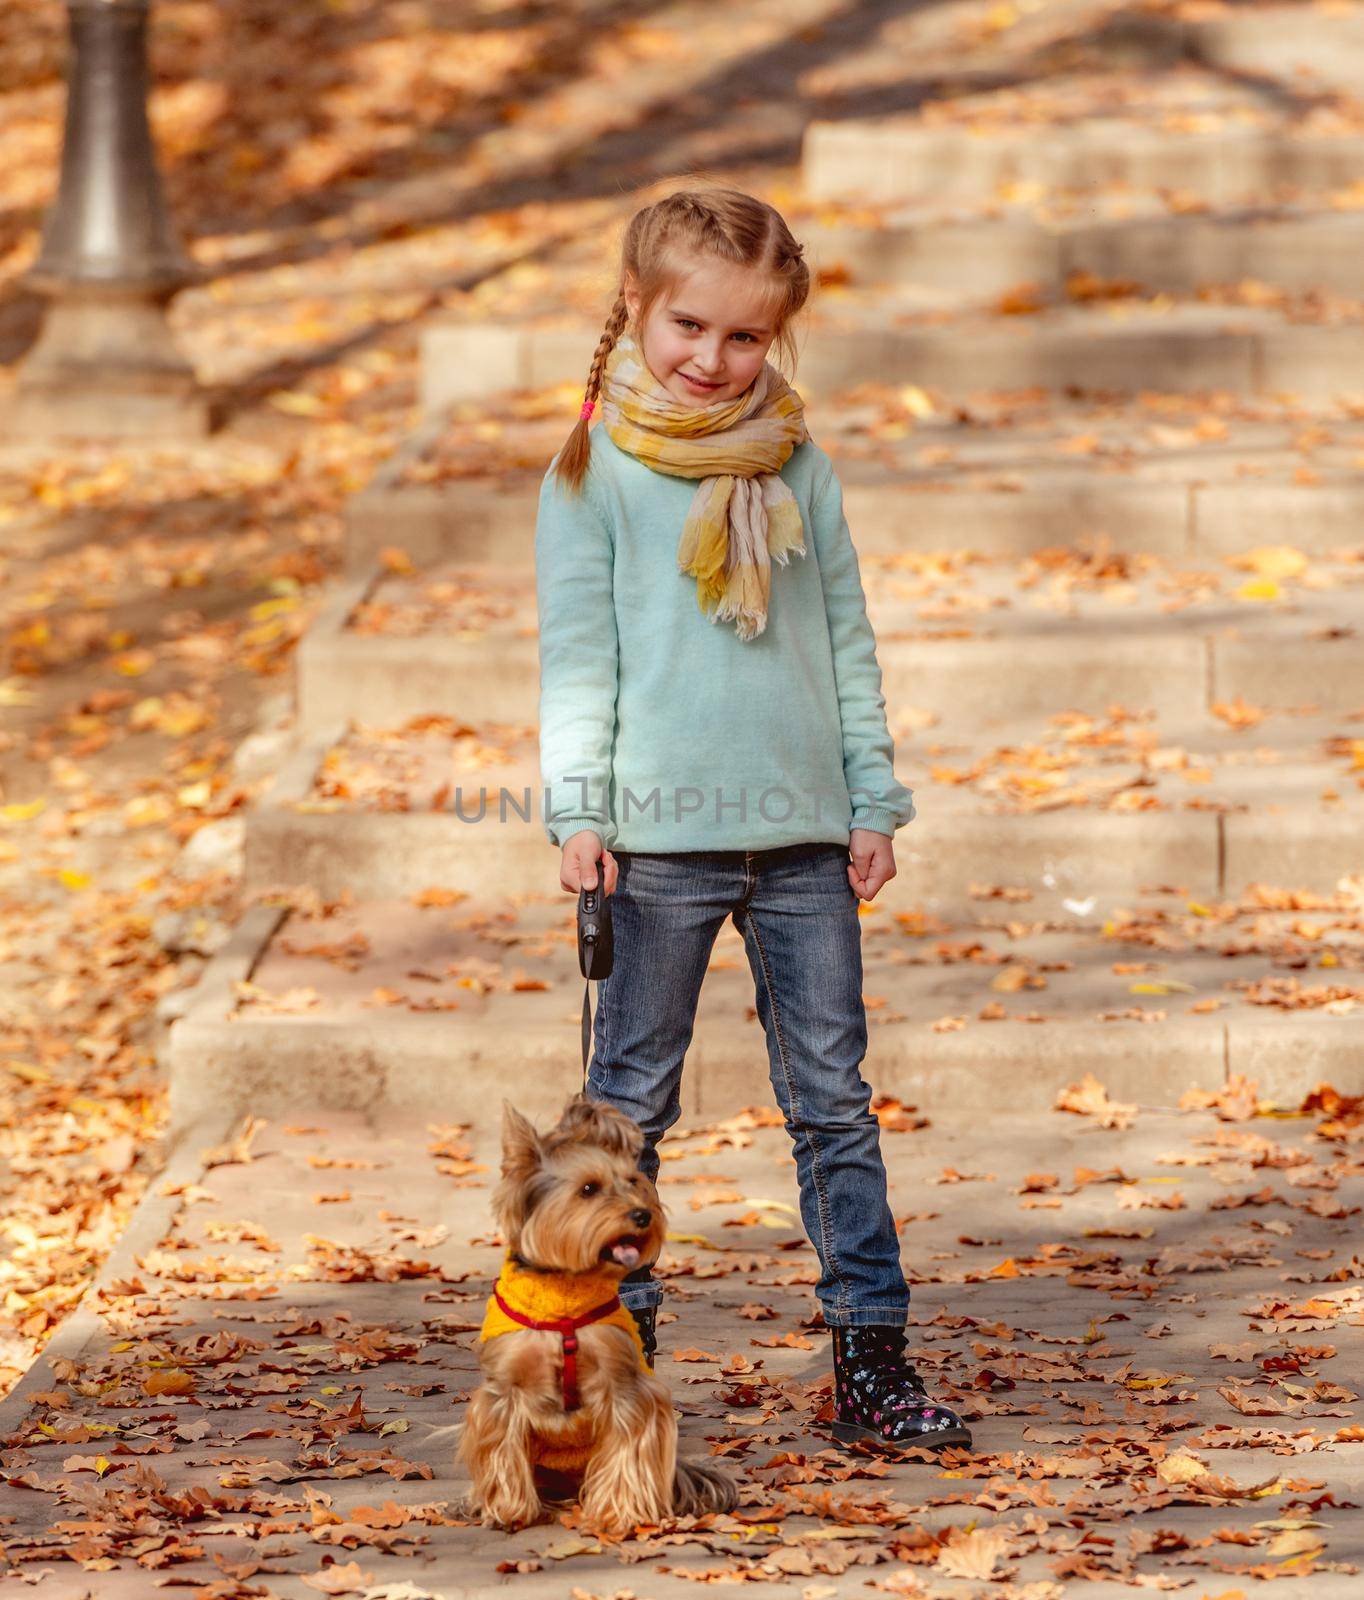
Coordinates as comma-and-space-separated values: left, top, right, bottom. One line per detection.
848, 829, 895, 902
561, 832, 618, 897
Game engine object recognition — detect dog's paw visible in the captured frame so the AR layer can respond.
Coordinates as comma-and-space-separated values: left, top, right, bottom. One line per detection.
673, 1458, 739, 1517
460, 1492, 547, 1532
447, 1491, 486, 1524
483, 1506, 546, 1532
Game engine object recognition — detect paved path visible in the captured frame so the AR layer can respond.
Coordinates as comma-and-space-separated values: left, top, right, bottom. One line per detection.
1, 1087, 1361, 1597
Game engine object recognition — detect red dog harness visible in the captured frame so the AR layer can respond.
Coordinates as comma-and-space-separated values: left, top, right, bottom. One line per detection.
491, 1287, 624, 1411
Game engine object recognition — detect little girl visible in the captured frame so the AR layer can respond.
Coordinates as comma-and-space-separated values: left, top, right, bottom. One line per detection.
534, 186, 970, 1454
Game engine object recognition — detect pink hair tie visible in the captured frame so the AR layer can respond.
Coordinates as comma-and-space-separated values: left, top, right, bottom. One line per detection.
580, 397, 596, 420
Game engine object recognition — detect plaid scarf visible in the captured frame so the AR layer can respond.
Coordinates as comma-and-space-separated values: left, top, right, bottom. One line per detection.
599, 333, 810, 641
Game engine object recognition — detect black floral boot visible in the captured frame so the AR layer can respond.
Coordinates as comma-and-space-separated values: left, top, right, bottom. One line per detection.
627, 1303, 657, 1370
829, 1325, 972, 1452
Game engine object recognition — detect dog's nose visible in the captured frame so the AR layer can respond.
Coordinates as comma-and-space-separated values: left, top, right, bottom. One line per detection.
630, 1208, 652, 1229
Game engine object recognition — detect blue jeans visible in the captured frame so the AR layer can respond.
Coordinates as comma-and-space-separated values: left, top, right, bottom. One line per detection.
585, 841, 909, 1329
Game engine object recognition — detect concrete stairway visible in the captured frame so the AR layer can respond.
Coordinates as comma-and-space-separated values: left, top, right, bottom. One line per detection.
418, 303, 1364, 408
800, 123, 1364, 208
165, 22, 1364, 1137
793, 206, 1364, 300
345, 395, 1364, 566
291, 549, 1364, 732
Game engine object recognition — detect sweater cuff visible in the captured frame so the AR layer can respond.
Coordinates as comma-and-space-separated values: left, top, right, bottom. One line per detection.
849, 806, 902, 838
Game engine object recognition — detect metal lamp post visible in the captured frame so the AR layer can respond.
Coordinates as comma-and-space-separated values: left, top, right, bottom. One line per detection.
15, 0, 211, 437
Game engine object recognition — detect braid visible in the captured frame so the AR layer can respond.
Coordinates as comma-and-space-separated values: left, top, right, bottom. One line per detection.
553, 291, 630, 494
585, 291, 630, 407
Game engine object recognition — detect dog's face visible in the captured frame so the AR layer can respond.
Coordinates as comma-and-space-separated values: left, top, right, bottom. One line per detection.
494, 1094, 666, 1278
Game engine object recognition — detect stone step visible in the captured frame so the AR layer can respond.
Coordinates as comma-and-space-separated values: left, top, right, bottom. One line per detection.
420, 307, 1364, 411
802, 119, 1364, 207
351, 396, 1364, 571
164, 886, 1360, 1136
297, 552, 1364, 733
246, 710, 1364, 906
797, 205, 1364, 298
1192, 5, 1364, 94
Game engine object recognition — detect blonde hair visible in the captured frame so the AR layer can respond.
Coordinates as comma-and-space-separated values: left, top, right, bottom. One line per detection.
553, 184, 811, 494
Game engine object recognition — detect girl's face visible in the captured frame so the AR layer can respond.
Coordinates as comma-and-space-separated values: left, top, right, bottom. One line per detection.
625, 260, 780, 407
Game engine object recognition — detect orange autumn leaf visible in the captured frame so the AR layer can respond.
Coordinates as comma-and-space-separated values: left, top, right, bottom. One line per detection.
1211, 694, 1266, 729
412, 886, 465, 908
1054, 1074, 1137, 1129
871, 1094, 928, 1132
143, 1369, 195, 1397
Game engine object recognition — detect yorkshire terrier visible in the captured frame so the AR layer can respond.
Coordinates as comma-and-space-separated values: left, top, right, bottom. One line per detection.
457, 1093, 738, 1533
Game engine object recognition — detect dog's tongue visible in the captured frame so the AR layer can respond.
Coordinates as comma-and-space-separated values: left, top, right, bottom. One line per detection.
610, 1240, 641, 1269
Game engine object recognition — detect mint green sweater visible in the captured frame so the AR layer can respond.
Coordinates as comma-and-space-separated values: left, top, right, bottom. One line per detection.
534, 426, 916, 853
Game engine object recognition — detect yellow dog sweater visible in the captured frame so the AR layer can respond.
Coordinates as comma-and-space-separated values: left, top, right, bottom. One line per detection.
481, 1257, 649, 1396
480, 1255, 651, 1475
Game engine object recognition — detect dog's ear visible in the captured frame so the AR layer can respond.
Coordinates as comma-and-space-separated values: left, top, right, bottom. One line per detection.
557, 1093, 643, 1159
500, 1102, 543, 1179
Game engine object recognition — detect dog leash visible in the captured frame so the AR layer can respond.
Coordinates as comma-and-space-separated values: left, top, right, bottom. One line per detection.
576, 874, 613, 1087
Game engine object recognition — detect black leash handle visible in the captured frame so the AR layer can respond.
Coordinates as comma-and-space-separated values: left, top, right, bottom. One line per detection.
577, 874, 613, 1087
